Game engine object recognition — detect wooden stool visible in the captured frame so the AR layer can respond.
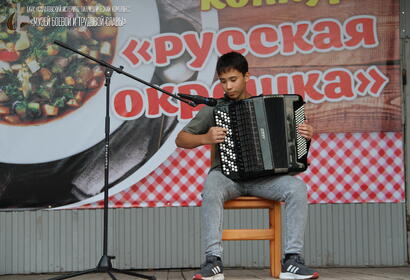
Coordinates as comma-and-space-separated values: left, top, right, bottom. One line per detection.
222, 196, 282, 278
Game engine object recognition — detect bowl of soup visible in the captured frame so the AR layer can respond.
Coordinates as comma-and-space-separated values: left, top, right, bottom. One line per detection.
0, 0, 159, 164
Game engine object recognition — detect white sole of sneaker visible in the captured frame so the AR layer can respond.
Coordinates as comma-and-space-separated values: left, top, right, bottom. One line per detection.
193, 273, 224, 280
279, 272, 317, 279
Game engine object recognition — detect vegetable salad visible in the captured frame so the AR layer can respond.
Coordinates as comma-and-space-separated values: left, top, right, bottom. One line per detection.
0, 0, 117, 125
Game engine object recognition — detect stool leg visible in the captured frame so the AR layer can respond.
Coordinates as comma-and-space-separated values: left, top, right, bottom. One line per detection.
269, 203, 282, 278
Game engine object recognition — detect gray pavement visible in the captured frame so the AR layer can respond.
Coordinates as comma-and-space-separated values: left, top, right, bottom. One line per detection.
1, 267, 410, 280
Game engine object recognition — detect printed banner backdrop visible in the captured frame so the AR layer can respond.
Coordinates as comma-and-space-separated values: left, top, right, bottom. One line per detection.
0, 0, 403, 209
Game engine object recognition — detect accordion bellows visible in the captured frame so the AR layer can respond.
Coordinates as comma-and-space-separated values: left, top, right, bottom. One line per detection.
214, 94, 309, 181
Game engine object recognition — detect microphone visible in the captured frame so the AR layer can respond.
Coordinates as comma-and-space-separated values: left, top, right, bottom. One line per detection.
178, 93, 217, 107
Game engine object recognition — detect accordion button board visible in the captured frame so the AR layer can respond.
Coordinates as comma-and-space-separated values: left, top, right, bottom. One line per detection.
215, 110, 238, 176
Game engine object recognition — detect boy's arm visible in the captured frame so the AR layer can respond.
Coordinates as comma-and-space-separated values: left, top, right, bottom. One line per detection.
175, 127, 228, 149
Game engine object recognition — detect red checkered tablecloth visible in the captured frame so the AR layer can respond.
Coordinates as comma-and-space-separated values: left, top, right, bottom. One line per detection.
81, 131, 404, 208
302, 132, 404, 203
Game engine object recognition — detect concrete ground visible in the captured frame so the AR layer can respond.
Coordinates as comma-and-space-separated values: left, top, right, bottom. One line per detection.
0, 267, 410, 280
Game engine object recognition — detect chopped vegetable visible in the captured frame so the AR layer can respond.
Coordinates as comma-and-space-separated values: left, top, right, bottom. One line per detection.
78, 45, 90, 55
13, 101, 27, 118
0, 61, 11, 73
65, 76, 75, 86
48, 58, 69, 75
93, 26, 117, 40
74, 91, 85, 103
17, 69, 32, 98
38, 86, 53, 100
40, 68, 52, 81
0, 90, 9, 102
5, 42, 14, 50
10, 63, 22, 71
73, 65, 92, 88
46, 44, 59, 56
76, 27, 92, 40
42, 104, 58, 116
54, 96, 67, 108
0, 105, 10, 115
0, 50, 19, 62
92, 65, 104, 78
25, 57, 40, 73
88, 50, 100, 62
100, 42, 111, 56
66, 98, 80, 107
27, 102, 40, 117
15, 31, 30, 51
4, 115, 20, 124
88, 78, 99, 89
21, 80, 31, 98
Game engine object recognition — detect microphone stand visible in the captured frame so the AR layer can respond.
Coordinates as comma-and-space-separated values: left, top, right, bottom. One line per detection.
49, 41, 196, 280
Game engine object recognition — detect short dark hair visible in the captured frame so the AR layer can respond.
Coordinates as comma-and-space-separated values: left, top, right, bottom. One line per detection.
216, 51, 248, 76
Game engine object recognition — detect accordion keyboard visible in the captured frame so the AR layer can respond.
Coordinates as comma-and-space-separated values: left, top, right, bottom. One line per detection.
294, 106, 307, 159
215, 109, 238, 176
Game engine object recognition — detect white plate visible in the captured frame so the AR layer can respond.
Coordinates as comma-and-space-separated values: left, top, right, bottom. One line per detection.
0, 0, 159, 164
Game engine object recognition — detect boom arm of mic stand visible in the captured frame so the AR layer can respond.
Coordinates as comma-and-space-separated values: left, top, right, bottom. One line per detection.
54, 40, 196, 107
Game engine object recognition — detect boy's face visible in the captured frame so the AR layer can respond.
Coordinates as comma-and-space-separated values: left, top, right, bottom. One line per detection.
218, 69, 250, 101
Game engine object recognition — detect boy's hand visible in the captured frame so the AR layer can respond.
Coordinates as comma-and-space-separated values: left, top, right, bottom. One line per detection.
298, 122, 314, 140
207, 126, 228, 144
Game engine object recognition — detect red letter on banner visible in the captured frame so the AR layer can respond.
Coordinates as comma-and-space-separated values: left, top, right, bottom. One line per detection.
280, 22, 313, 55
121, 39, 139, 65
276, 75, 290, 95
146, 86, 179, 117
113, 89, 145, 119
154, 34, 184, 66
312, 19, 343, 51
291, 71, 324, 102
248, 25, 279, 57
259, 75, 274, 95
183, 31, 215, 70
323, 69, 355, 100
344, 16, 378, 48
216, 28, 247, 55
121, 38, 152, 66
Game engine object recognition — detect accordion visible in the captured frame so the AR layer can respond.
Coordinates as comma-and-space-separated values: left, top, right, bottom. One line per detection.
214, 94, 309, 181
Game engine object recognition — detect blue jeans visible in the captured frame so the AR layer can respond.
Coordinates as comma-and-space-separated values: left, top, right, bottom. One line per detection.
201, 169, 308, 258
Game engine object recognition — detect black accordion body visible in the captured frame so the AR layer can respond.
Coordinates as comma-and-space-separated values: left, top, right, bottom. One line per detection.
214, 94, 309, 181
